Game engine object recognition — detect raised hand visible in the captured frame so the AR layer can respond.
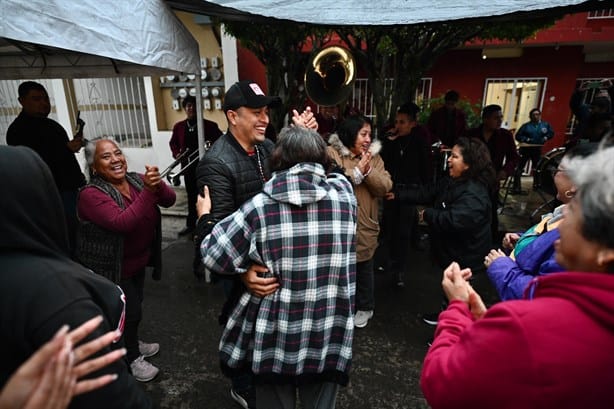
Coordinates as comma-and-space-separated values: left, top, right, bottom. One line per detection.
143, 165, 161, 192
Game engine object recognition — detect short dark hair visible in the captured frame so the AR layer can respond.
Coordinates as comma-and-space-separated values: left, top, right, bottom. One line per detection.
397, 102, 420, 121
482, 104, 502, 119
18, 81, 47, 99
337, 115, 372, 149
529, 108, 541, 117
444, 90, 459, 103
269, 126, 331, 172
182, 95, 196, 108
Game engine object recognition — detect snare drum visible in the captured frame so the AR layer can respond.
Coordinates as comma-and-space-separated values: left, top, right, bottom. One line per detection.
533, 147, 566, 195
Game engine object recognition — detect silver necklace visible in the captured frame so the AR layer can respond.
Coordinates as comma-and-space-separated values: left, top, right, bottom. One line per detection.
254, 145, 267, 182
186, 120, 196, 132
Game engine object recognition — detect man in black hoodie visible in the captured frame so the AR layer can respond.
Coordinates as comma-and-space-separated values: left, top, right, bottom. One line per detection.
0, 145, 152, 409
6, 81, 86, 255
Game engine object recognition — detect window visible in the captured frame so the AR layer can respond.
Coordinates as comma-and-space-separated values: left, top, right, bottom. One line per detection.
349, 77, 432, 122
70, 77, 151, 148
483, 78, 547, 132
0, 77, 151, 148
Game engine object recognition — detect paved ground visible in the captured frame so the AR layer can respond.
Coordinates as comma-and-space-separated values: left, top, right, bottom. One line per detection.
139, 177, 548, 408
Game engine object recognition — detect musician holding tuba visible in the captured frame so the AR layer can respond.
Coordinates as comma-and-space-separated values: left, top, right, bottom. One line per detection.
169, 95, 223, 236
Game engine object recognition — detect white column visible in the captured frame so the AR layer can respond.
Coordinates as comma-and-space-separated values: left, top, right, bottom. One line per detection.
221, 25, 239, 91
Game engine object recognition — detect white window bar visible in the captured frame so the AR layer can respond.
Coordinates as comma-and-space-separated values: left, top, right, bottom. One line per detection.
342, 77, 431, 124
71, 77, 151, 148
588, 9, 614, 19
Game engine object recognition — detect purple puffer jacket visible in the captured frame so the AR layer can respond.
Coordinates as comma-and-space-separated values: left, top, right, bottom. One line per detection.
487, 228, 564, 300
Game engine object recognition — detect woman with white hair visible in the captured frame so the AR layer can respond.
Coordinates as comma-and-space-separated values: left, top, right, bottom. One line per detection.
420, 145, 614, 409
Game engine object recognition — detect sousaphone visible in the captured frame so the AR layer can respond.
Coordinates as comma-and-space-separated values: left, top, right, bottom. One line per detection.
304, 45, 356, 107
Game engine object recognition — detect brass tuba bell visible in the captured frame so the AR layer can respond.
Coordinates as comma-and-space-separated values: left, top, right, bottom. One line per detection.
304, 45, 356, 107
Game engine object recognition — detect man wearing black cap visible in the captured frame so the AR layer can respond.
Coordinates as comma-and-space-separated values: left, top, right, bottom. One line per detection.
194, 80, 316, 409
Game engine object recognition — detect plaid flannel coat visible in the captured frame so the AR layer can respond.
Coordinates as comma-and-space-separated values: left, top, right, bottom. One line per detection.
201, 162, 357, 385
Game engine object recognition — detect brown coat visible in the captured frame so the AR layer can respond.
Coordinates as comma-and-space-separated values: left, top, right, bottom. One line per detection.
327, 134, 392, 262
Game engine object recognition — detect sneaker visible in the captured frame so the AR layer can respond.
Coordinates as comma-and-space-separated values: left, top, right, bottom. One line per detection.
422, 312, 440, 326
354, 310, 374, 328
130, 356, 159, 382
230, 387, 256, 409
138, 340, 160, 358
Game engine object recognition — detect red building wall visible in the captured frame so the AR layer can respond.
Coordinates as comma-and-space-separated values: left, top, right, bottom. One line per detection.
426, 44, 614, 149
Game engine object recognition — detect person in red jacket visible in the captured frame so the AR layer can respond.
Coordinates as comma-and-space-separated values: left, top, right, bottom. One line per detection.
420, 144, 614, 409
169, 95, 223, 236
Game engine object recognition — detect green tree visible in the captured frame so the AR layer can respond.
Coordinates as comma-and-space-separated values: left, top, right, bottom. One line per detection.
337, 16, 557, 133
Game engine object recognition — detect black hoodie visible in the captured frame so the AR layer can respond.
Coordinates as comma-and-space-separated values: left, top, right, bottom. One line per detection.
0, 146, 151, 408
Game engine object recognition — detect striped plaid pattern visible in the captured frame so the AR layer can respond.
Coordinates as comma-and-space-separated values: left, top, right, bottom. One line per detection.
202, 163, 357, 381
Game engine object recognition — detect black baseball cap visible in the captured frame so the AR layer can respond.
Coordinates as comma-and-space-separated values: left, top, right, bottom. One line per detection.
222, 80, 281, 112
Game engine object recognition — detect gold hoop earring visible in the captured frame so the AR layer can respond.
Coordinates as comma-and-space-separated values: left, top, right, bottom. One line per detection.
564, 190, 574, 199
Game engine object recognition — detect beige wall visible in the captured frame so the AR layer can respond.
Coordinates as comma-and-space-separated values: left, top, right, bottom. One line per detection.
156, 11, 228, 133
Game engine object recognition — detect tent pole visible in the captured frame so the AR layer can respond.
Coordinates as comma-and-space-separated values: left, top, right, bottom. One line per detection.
195, 73, 206, 159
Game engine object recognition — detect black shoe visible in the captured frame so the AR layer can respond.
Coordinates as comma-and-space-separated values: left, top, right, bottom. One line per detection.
422, 312, 440, 326
230, 387, 256, 409
178, 226, 194, 236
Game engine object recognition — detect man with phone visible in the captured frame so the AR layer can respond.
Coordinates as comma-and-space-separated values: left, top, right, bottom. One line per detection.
6, 81, 86, 255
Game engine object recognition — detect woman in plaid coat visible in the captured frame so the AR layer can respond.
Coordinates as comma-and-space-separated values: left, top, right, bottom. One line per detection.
200, 126, 357, 409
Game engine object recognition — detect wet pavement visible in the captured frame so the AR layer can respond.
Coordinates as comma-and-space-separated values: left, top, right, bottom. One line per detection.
139, 177, 546, 408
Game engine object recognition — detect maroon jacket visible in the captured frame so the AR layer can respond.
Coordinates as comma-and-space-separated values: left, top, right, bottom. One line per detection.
421, 271, 614, 409
78, 176, 176, 278
427, 107, 467, 147
170, 119, 223, 159
464, 126, 519, 178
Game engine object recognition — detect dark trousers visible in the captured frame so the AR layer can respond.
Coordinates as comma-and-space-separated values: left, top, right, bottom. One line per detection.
120, 269, 145, 362
381, 201, 417, 273
355, 258, 374, 311
513, 146, 542, 190
256, 382, 339, 409
183, 164, 198, 228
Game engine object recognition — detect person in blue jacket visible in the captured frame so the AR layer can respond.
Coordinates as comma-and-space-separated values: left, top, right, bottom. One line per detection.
511, 108, 554, 193
485, 143, 597, 300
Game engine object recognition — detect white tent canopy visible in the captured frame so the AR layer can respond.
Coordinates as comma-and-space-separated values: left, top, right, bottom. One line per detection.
167, 0, 605, 25
0, 0, 201, 79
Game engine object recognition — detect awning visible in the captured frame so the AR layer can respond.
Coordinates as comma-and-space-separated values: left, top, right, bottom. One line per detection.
166, 0, 607, 25
0, 0, 201, 79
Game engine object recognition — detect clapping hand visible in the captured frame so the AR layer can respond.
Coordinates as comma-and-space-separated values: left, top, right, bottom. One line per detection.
356, 151, 372, 176
441, 262, 486, 320
484, 249, 506, 268
143, 165, 161, 192
0, 315, 125, 409
292, 106, 319, 131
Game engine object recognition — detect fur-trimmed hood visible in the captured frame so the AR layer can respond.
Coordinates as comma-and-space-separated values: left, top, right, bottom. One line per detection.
327, 133, 382, 158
